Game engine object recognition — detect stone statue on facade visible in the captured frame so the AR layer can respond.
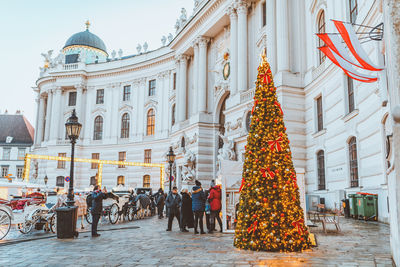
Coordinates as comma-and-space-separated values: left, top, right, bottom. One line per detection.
217, 132, 236, 170
175, 19, 180, 33
118, 49, 123, 59
143, 42, 148, 53
111, 50, 116, 60
161, 35, 167, 46
182, 150, 196, 182
168, 33, 173, 43
180, 8, 187, 23
136, 44, 142, 54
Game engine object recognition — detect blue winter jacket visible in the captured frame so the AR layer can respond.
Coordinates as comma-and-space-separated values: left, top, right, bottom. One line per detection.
191, 186, 205, 212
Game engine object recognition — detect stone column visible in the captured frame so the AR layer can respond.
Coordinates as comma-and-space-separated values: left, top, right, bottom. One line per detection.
36, 96, 46, 145
44, 90, 53, 141
75, 84, 84, 118
227, 6, 238, 94
193, 42, 199, 114
198, 37, 210, 113
50, 87, 62, 141
106, 84, 113, 139
383, 1, 400, 265
276, 0, 290, 72
34, 96, 40, 145
178, 55, 188, 122
237, 0, 249, 91
266, 0, 277, 74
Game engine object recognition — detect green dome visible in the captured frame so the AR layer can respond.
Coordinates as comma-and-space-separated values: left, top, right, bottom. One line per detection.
63, 29, 107, 54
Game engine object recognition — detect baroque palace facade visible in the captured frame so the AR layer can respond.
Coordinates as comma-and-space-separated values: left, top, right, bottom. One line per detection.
33, 0, 392, 222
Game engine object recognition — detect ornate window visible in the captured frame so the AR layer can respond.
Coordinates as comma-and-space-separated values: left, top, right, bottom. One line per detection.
143, 175, 151, 188
347, 77, 355, 113
91, 153, 99, 169
1, 166, 9, 177
146, 109, 155, 136
118, 152, 126, 168
17, 166, 23, 178
57, 153, 66, 169
317, 150, 326, 190
349, 0, 358, 24
171, 104, 176, 126
144, 149, 151, 163
123, 85, 131, 101
348, 137, 359, 187
245, 112, 252, 132
317, 10, 326, 64
93, 116, 103, 140
149, 79, 156, 96
121, 113, 130, 138
117, 175, 125, 186
2, 148, 10, 160
68, 92, 77, 106
96, 89, 104, 104
316, 96, 323, 132
18, 148, 26, 160
56, 176, 65, 187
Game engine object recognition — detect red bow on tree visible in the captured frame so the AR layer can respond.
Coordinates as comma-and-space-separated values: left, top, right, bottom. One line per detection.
247, 220, 258, 234
251, 100, 259, 114
274, 101, 283, 115
239, 178, 245, 192
260, 68, 272, 84
268, 137, 283, 152
292, 219, 305, 235
260, 167, 275, 179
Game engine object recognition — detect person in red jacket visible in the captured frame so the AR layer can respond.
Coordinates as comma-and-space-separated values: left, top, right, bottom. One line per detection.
208, 183, 223, 233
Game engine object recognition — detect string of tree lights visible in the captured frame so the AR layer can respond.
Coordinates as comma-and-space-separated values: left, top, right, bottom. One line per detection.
234, 51, 311, 252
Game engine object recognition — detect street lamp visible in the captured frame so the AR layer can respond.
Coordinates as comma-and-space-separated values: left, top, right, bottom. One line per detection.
44, 175, 48, 185
56, 109, 82, 239
166, 146, 176, 193
65, 109, 82, 207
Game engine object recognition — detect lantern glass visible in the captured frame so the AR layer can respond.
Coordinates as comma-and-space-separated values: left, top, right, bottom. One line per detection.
167, 147, 176, 164
65, 109, 82, 140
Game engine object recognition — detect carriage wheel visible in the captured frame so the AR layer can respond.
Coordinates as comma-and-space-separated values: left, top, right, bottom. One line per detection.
85, 209, 92, 224
128, 206, 135, 221
0, 209, 11, 240
108, 203, 119, 224
19, 209, 40, 234
49, 214, 57, 233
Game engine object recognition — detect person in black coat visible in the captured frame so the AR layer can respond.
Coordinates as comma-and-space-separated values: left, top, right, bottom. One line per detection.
154, 188, 165, 219
165, 186, 181, 231
180, 189, 194, 232
90, 185, 107, 237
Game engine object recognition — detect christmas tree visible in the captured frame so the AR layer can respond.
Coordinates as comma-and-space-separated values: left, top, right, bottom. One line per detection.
234, 52, 311, 252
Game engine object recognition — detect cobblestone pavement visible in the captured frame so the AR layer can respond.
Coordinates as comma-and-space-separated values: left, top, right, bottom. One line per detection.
0, 216, 394, 267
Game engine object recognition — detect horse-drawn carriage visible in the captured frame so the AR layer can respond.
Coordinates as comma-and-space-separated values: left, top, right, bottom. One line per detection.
85, 191, 137, 225
0, 193, 57, 240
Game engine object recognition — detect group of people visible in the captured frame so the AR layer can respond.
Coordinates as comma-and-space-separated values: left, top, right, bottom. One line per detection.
164, 180, 223, 234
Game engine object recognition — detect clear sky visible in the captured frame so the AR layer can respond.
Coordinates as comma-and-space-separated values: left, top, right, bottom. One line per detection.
0, 0, 193, 126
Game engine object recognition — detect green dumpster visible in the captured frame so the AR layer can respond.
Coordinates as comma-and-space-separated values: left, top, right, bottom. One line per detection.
356, 193, 378, 221
348, 194, 358, 219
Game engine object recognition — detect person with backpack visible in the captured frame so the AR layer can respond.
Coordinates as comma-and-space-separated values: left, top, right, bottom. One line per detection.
208, 182, 223, 233
191, 180, 206, 234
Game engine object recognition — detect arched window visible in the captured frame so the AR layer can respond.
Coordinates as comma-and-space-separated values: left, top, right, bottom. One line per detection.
348, 137, 359, 187
317, 10, 326, 64
317, 150, 325, 190
56, 176, 64, 187
181, 137, 185, 148
171, 104, 176, 126
245, 112, 252, 132
121, 113, 130, 138
117, 175, 125, 186
143, 175, 150, 188
93, 116, 103, 140
146, 109, 155, 136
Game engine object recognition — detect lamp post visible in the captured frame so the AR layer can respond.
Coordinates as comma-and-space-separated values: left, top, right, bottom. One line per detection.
56, 109, 81, 239
65, 109, 82, 206
166, 146, 176, 193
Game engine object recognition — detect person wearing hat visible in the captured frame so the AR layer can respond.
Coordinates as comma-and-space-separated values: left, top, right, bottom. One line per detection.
165, 186, 182, 231
191, 180, 206, 234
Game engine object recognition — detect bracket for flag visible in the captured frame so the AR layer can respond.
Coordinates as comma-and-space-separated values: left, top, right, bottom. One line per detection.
321, 20, 384, 43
